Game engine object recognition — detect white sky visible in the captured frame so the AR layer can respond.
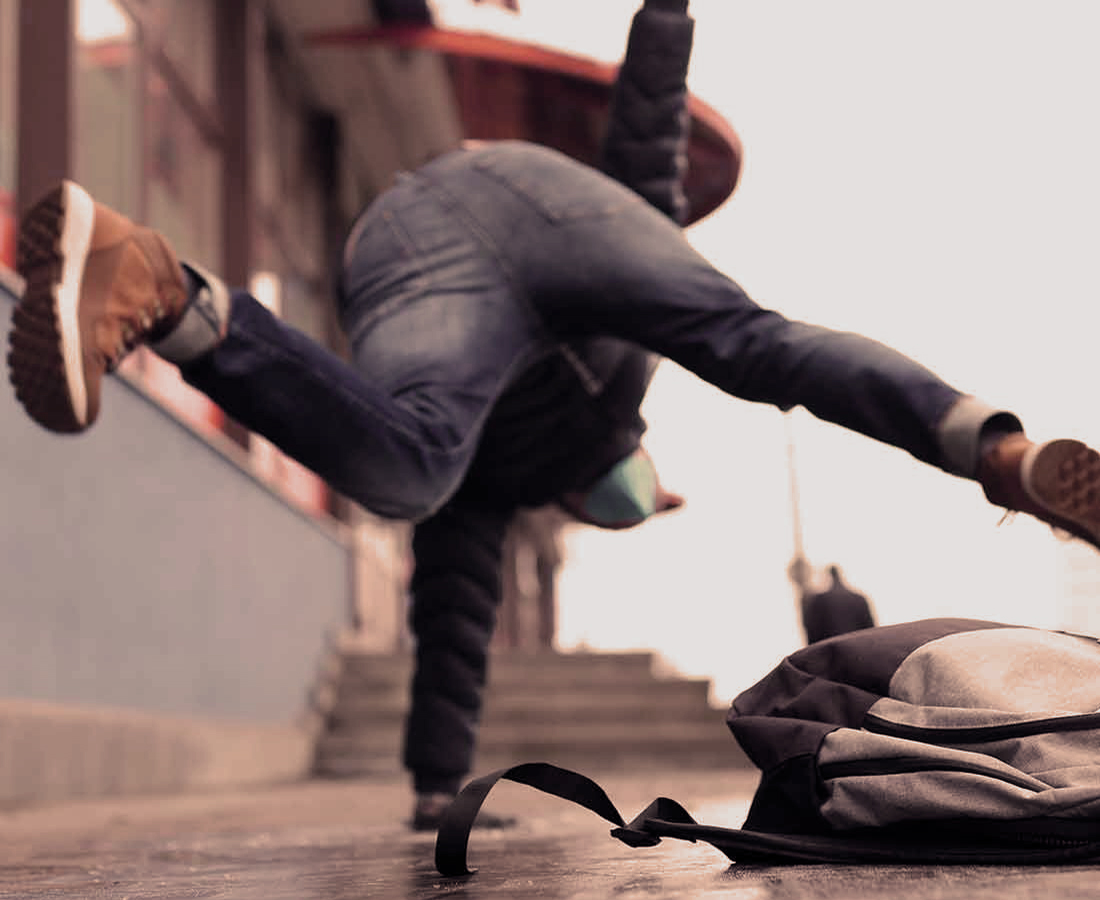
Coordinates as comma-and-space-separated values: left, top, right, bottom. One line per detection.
434, 1, 1100, 701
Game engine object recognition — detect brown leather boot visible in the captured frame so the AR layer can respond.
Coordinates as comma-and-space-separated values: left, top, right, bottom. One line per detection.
8, 180, 187, 433
978, 432, 1100, 552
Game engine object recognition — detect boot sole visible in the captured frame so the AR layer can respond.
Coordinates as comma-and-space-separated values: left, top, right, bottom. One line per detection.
8, 180, 95, 433
1022, 439, 1100, 550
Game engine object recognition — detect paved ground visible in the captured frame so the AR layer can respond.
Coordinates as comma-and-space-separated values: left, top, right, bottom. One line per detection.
2, 766, 1100, 898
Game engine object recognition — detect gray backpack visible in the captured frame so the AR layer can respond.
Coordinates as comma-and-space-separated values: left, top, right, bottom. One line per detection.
436, 618, 1100, 874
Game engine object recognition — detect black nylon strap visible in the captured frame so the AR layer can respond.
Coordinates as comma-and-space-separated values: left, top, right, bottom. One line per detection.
435, 762, 632, 875
612, 796, 697, 847
434, 761, 1100, 874
643, 820, 1100, 865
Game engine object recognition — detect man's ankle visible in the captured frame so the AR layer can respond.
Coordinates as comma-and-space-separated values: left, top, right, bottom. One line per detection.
977, 430, 1032, 509
979, 425, 1029, 462
149, 261, 230, 364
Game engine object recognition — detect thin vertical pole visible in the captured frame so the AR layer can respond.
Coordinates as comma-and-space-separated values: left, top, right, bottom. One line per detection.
785, 413, 805, 558
784, 412, 811, 596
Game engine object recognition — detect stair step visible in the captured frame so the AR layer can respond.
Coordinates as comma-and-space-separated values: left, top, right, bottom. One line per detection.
311, 648, 749, 777
335, 651, 663, 689
327, 677, 715, 719
324, 705, 722, 732
318, 716, 731, 750
313, 726, 748, 774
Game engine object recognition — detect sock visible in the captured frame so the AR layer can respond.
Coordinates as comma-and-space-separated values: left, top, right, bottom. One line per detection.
978, 414, 1027, 459
149, 261, 230, 364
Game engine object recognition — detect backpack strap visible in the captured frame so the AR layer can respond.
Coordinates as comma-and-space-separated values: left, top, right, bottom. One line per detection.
435, 761, 685, 875
434, 762, 1100, 875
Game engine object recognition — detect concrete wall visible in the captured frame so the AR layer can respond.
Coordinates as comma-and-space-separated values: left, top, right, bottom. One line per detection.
0, 272, 352, 724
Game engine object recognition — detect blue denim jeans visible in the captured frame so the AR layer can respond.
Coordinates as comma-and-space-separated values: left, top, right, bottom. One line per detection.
183, 142, 1008, 520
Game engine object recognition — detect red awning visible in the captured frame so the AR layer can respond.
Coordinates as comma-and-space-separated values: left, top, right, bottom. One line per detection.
305, 25, 742, 225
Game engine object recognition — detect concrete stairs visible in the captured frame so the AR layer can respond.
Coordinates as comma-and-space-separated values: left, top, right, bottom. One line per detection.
311, 644, 751, 777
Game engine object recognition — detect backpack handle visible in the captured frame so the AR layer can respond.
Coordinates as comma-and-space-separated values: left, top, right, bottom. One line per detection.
436, 761, 681, 875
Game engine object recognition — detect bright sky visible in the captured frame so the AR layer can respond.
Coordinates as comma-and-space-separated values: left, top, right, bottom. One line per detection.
433, 1, 1100, 702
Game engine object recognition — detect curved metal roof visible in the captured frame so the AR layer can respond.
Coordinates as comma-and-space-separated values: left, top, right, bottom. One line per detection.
305, 24, 742, 225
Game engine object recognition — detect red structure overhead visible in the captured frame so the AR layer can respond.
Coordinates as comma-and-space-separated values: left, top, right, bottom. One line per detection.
305, 25, 742, 225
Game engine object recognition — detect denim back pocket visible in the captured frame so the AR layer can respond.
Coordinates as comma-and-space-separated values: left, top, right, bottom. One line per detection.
471, 142, 637, 224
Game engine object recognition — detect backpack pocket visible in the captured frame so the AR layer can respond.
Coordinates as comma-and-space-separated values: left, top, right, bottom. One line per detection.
817, 720, 1100, 830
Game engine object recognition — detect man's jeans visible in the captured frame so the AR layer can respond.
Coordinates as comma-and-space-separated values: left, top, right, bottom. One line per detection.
182, 142, 1007, 520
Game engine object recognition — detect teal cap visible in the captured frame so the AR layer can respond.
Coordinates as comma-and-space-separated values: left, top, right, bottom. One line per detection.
581, 452, 659, 527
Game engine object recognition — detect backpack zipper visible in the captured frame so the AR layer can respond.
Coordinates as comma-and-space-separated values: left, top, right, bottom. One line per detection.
818, 755, 1039, 791
863, 710, 1100, 744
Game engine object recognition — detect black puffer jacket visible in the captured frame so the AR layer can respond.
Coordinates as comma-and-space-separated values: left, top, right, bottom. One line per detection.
405, 0, 698, 794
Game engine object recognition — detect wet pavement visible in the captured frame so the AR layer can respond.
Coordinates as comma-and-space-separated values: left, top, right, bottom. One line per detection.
2, 766, 1100, 898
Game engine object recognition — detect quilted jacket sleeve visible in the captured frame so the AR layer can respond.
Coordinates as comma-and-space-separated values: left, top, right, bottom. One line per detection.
405, 497, 512, 793
599, 0, 695, 225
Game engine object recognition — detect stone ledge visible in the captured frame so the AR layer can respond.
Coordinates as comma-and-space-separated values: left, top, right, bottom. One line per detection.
0, 699, 314, 809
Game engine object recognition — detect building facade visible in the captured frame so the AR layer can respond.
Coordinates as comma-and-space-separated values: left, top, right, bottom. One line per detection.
4, 0, 459, 667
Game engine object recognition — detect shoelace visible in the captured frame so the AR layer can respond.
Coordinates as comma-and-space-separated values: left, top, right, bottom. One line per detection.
995, 509, 1073, 543
108, 298, 170, 370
